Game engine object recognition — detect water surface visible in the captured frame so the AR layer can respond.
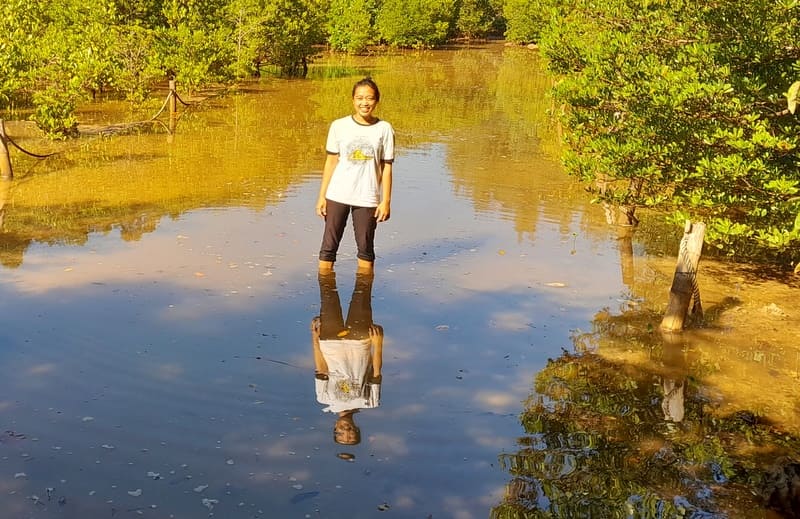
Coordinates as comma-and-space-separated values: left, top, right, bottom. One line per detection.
1, 43, 798, 519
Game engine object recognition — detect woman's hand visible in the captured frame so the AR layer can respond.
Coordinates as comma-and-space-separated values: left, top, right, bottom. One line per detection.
374, 201, 390, 222
316, 197, 327, 218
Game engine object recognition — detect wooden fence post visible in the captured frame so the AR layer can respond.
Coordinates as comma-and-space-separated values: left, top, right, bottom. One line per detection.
169, 80, 178, 118
660, 221, 705, 332
0, 120, 13, 180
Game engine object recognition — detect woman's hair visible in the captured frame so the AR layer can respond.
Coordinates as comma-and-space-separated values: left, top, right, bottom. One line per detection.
352, 76, 380, 102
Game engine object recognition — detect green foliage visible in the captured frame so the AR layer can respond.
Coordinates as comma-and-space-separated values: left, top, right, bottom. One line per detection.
260, 0, 326, 76
502, 0, 549, 44
157, 0, 236, 90
2, 0, 506, 135
375, 0, 456, 48
532, 0, 800, 267
454, 0, 497, 40
31, 90, 79, 139
226, 0, 270, 77
326, 0, 376, 53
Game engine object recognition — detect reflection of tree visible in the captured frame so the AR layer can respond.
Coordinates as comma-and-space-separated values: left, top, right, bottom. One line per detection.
492, 316, 800, 518
0, 233, 29, 269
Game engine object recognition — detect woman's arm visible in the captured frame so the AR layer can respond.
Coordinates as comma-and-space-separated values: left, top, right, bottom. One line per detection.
316, 154, 339, 218
375, 162, 392, 222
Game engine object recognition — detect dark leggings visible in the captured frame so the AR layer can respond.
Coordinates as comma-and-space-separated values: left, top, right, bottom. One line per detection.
319, 198, 378, 263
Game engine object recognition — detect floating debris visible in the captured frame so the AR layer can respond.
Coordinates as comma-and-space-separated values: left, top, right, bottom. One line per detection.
378, 502, 390, 511
202, 498, 219, 510
127, 489, 142, 497
194, 485, 209, 493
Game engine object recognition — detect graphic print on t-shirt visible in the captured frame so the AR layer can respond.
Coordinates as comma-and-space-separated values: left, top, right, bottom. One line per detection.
345, 137, 374, 162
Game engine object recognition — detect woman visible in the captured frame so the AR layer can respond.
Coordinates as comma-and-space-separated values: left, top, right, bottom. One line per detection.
316, 77, 395, 273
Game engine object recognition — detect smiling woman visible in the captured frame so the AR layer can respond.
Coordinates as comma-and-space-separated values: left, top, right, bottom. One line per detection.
316, 76, 395, 274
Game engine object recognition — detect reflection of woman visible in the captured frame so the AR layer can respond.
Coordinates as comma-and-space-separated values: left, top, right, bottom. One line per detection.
312, 271, 383, 446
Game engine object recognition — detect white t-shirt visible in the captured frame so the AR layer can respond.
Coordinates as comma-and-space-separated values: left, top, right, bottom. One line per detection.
325, 116, 395, 207
315, 338, 381, 413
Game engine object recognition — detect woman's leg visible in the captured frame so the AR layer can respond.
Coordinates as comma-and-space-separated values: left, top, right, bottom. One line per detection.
351, 205, 378, 270
319, 199, 350, 270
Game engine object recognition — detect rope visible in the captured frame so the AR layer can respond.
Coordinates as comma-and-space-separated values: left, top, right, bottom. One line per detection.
1, 85, 201, 161
149, 91, 173, 121
5, 134, 57, 158
173, 91, 192, 107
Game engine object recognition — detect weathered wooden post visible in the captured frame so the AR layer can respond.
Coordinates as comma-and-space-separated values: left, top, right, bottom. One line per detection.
0, 120, 13, 180
169, 80, 178, 118
660, 221, 705, 332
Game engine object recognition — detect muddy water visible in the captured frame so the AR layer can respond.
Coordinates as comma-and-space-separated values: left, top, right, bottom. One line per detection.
0, 43, 798, 519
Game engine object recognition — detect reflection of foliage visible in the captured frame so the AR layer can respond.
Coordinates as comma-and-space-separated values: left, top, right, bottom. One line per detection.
492, 348, 800, 518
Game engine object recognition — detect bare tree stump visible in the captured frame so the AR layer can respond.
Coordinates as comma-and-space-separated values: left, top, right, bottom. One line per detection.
660, 221, 705, 332
0, 120, 12, 180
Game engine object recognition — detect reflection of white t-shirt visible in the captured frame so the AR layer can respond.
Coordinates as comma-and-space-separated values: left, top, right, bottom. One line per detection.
325, 116, 395, 207
315, 338, 381, 413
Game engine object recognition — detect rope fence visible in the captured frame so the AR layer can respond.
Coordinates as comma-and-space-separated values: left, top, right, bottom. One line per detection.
0, 82, 199, 179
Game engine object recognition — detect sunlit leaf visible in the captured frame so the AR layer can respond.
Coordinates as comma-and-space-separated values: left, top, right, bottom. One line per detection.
788, 81, 800, 114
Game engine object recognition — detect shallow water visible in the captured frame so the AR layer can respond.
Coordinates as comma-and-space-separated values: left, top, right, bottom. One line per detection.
1, 44, 799, 519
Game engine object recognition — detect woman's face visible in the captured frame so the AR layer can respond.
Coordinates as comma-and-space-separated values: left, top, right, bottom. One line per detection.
352, 85, 378, 122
